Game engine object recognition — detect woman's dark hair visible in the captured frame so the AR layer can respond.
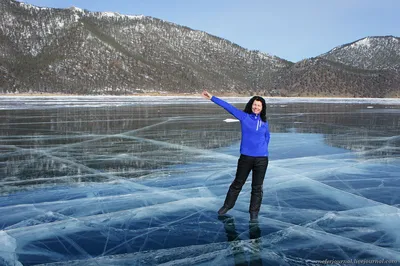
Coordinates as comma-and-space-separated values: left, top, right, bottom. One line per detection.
244, 96, 267, 122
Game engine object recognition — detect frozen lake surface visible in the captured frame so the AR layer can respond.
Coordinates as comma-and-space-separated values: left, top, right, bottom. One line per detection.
0, 96, 399, 265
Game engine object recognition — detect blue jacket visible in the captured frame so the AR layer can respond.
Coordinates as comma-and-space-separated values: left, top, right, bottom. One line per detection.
211, 96, 270, 157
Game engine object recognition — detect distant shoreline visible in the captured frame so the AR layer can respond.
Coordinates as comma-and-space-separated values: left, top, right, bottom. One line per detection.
0, 93, 399, 99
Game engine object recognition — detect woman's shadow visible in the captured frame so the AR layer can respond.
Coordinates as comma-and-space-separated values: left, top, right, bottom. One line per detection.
218, 215, 263, 266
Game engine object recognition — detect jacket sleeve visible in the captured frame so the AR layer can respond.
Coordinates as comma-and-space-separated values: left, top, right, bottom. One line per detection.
211, 96, 247, 121
265, 121, 271, 144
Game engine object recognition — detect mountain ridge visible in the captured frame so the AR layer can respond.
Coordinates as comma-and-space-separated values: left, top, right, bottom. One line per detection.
0, 0, 399, 97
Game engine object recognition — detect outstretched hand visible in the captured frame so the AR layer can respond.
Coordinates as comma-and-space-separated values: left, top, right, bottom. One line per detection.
201, 90, 213, 100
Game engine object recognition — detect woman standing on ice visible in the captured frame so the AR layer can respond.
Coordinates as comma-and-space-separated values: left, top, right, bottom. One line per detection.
201, 90, 270, 221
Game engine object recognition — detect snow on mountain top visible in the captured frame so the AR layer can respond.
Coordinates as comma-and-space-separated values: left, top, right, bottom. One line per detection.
256, 51, 274, 60
68, 6, 84, 13
350, 37, 371, 49
96, 11, 144, 20
19, 1, 49, 11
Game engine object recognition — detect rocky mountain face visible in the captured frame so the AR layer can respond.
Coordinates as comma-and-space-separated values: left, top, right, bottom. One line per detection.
320, 36, 400, 71
1, 0, 399, 97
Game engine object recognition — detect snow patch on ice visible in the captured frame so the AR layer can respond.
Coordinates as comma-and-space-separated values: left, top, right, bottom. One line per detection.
0, 231, 22, 266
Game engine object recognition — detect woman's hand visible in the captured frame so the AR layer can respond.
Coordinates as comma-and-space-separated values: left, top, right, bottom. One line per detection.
201, 90, 213, 100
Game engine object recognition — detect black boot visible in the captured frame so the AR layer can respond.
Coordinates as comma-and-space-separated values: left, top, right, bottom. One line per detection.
218, 206, 231, 216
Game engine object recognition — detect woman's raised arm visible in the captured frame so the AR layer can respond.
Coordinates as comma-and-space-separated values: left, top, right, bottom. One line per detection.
202, 91, 246, 121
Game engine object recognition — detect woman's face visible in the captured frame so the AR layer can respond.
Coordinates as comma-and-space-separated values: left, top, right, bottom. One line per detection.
252, 100, 263, 115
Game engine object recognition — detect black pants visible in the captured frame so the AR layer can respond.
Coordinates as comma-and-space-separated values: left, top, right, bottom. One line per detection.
223, 154, 269, 214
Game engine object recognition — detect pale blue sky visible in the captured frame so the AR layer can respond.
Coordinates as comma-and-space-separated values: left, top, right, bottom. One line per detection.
21, 0, 399, 62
